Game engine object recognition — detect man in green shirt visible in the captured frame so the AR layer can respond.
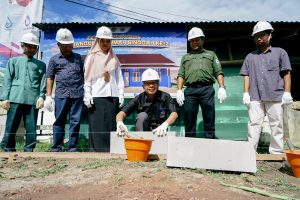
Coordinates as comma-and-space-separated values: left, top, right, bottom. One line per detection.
177, 27, 227, 139
0, 33, 46, 152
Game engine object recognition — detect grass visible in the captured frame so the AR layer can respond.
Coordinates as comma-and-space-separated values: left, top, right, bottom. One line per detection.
0, 159, 69, 179
112, 172, 124, 188
78, 159, 124, 171
0, 171, 4, 179
256, 178, 300, 193
206, 170, 241, 181
15, 134, 89, 152
37, 163, 69, 177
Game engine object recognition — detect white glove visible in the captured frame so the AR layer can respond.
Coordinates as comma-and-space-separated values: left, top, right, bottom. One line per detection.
45, 96, 54, 112
84, 83, 93, 108
84, 96, 94, 108
152, 122, 169, 137
119, 95, 124, 107
116, 121, 128, 137
176, 90, 185, 106
282, 92, 293, 105
36, 97, 44, 109
1, 100, 10, 110
243, 92, 251, 107
218, 87, 227, 103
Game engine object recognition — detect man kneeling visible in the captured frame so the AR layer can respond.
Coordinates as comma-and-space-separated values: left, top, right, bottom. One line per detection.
116, 69, 178, 137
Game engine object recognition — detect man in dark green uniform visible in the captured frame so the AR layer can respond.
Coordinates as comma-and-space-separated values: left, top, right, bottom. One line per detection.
177, 27, 227, 139
0, 33, 46, 152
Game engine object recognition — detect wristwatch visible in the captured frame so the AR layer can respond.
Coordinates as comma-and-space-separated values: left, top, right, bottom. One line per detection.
220, 86, 226, 89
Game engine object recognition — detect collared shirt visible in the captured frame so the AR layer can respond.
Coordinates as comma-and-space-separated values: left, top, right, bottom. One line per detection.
1, 56, 46, 105
121, 90, 177, 126
240, 47, 292, 101
178, 49, 223, 86
46, 53, 84, 98
84, 55, 124, 98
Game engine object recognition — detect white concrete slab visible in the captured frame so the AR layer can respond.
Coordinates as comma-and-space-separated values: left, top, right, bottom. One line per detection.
110, 131, 175, 154
167, 137, 257, 173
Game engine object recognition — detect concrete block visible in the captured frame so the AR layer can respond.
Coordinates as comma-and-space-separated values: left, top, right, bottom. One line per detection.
167, 137, 256, 173
110, 131, 175, 154
0, 114, 6, 142
283, 104, 300, 147
37, 135, 53, 143
0, 112, 7, 142
0, 113, 25, 143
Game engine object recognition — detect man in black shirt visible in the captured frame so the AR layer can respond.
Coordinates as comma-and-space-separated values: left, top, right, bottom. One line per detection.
116, 68, 178, 137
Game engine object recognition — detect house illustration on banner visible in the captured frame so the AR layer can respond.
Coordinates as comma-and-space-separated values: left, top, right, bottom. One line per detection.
117, 54, 177, 87
82, 53, 177, 87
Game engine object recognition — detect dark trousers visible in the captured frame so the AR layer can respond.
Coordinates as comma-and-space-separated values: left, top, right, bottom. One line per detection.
52, 97, 83, 152
184, 85, 215, 138
0, 103, 38, 152
88, 97, 119, 152
135, 112, 151, 131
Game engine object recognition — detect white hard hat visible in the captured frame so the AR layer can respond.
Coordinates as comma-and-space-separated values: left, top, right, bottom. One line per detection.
96, 26, 113, 39
20, 33, 39, 46
188, 27, 205, 41
252, 21, 274, 36
141, 68, 160, 82
56, 28, 74, 44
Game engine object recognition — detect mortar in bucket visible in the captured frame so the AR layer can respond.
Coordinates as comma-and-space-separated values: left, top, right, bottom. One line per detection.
285, 150, 300, 178
124, 137, 153, 162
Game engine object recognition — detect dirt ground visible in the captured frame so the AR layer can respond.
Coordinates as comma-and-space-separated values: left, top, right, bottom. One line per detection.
0, 153, 299, 200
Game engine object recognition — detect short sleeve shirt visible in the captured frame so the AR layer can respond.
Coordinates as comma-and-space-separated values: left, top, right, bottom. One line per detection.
121, 90, 177, 126
178, 49, 223, 85
46, 53, 84, 98
240, 47, 292, 101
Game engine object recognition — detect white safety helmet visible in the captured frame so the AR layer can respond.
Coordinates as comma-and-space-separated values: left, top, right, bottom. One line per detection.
20, 33, 39, 46
188, 27, 205, 41
56, 28, 74, 44
96, 26, 113, 39
141, 68, 160, 82
252, 21, 274, 36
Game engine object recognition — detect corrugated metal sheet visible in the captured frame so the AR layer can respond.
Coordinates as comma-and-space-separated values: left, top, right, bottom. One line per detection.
33, 21, 300, 31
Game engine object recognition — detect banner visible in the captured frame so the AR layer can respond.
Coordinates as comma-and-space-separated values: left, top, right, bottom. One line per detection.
41, 25, 186, 94
0, 0, 44, 80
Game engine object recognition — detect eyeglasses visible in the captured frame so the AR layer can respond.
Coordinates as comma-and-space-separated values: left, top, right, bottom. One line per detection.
189, 37, 202, 43
254, 32, 269, 40
25, 44, 38, 50
58, 43, 73, 48
143, 81, 158, 86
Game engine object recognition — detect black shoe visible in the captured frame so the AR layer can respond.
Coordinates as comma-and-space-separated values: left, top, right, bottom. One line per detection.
50, 148, 63, 152
3, 148, 16, 152
24, 148, 34, 152
68, 148, 78, 152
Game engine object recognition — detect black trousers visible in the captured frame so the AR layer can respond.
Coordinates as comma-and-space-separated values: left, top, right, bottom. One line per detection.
88, 97, 119, 152
135, 112, 151, 131
184, 85, 215, 138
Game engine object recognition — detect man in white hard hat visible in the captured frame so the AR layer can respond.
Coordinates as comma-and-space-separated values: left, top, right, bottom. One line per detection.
116, 68, 178, 137
45, 28, 84, 152
177, 27, 227, 139
240, 21, 293, 154
0, 32, 46, 152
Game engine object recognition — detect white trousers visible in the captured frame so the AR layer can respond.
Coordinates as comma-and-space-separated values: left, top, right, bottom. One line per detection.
248, 101, 283, 154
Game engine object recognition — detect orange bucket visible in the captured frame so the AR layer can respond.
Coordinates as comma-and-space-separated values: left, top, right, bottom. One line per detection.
124, 138, 153, 162
285, 150, 300, 178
